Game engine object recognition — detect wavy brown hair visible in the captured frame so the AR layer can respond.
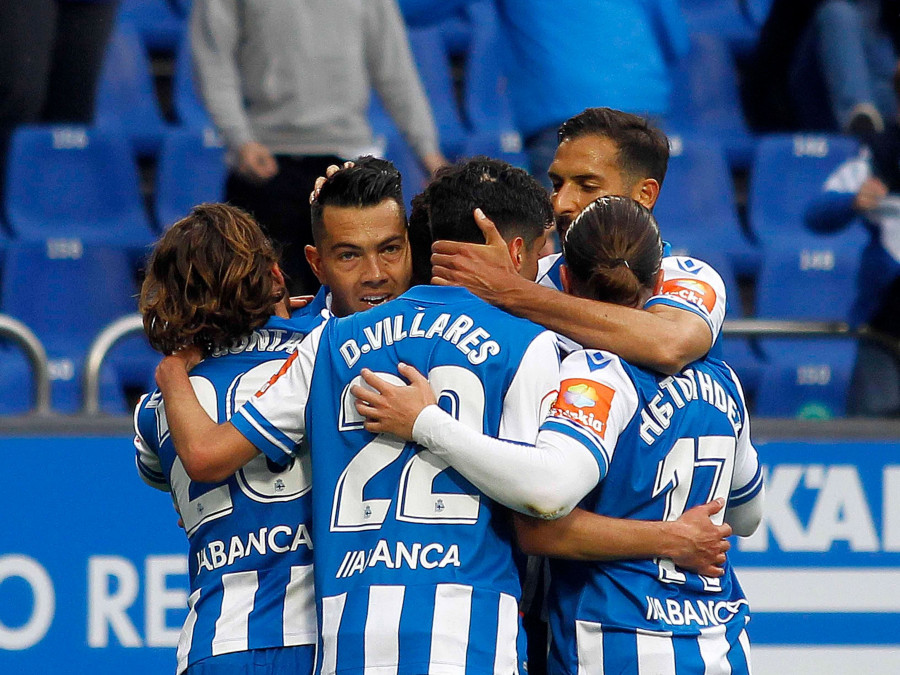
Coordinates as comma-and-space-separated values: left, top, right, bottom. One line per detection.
140, 203, 285, 355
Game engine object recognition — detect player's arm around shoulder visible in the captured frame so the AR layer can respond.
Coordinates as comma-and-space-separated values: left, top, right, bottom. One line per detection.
641, 255, 728, 373
155, 348, 259, 484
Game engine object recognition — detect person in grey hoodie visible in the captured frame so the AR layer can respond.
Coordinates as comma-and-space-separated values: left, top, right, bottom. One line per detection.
191, 0, 446, 295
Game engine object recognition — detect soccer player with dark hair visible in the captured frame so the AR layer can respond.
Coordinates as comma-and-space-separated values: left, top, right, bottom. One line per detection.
153, 157, 561, 673
353, 196, 763, 674
432, 106, 728, 374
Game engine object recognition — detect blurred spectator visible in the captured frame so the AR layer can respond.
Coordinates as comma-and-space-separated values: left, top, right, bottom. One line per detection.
805, 98, 900, 415
0, 0, 119, 183
787, 0, 900, 134
191, 0, 446, 295
496, 0, 689, 185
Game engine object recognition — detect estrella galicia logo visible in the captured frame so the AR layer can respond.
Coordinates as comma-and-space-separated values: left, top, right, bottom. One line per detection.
676, 258, 704, 275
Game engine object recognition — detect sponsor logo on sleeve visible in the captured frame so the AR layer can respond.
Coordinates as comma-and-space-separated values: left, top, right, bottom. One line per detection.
255, 350, 299, 398
550, 378, 615, 437
659, 278, 717, 313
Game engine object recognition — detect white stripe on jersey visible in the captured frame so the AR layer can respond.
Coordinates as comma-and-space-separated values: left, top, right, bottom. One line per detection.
698, 624, 732, 675
429, 584, 473, 673
493, 593, 519, 675
321, 593, 347, 675
284, 564, 316, 646
239, 408, 295, 457
177, 589, 201, 675
575, 619, 605, 675
738, 628, 753, 675
636, 629, 676, 674
212, 571, 258, 655
364, 585, 405, 673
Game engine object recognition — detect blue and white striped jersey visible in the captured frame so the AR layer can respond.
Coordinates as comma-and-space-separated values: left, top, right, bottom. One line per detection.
231, 285, 561, 675
134, 305, 329, 674
536, 252, 728, 354
539, 349, 763, 675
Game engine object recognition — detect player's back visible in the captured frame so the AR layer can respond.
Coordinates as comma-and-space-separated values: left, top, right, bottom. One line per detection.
305, 285, 559, 675
134, 314, 323, 673
545, 351, 761, 674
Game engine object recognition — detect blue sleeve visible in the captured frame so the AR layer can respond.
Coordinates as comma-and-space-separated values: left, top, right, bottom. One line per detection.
805, 190, 858, 234
231, 403, 298, 468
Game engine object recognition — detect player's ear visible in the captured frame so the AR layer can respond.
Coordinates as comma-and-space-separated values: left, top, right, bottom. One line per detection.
559, 263, 573, 295
304, 245, 327, 285
633, 178, 660, 210
507, 236, 526, 272
271, 263, 286, 288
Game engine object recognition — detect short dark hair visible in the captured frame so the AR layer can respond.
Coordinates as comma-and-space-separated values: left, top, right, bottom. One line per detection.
310, 156, 406, 244
562, 196, 662, 307
407, 191, 433, 286
558, 107, 670, 187
424, 157, 552, 247
140, 203, 284, 355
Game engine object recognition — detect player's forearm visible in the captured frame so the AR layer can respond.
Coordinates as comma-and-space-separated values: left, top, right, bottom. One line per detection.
155, 358, 255, 482
501, 282, 702, 373
412, 406, 598, 519
726, 485, 765, 537
514, 509, 677, 561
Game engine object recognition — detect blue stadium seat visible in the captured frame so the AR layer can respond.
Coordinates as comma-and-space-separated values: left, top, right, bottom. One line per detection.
0, 242, 157, 414
172, 30, 214, 130
665, 33, 755, 168
744, 0, 774, 26
459, 1, 527, 168
407, 25, 468, 160
753, 237, 863, 418
117, 0, 185, 52
680, 0, 759, 54
655, 135, 759, 275
95, 23, 168, 156
3, 126, 156, 249
369, 94, 428, 210
154, 128, 227, 230
748, 134, 860, 245
754, 344, 857, 418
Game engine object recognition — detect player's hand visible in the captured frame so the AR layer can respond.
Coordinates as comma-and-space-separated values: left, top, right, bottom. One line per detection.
309, 161, 356, 203
237, 141, 278, 183
854, 176, 888, 211
289, 295, 315, 310
350, 363, 436, 440
431, 208, 520, 304
155, 346, 204, 387
665, 498, 732, 577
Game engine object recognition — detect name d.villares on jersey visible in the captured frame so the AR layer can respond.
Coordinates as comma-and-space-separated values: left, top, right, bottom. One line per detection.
340, 311, 502, 368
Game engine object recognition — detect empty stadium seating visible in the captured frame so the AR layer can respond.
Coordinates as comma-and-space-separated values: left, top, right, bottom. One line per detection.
154, 128, 227, 230
460, 1, 527, 168
0, 243, 157, 414
679, 0, 759, 54
753, 237, 863, 418
172, 30, 215, 131
3, 126, 156, 249
654, 135, 759, 275
95, 23, 168, 156
666, 33, 756, 168
748, 134, 860, 245
117, 0, 186, 52
407, 25, 469, 160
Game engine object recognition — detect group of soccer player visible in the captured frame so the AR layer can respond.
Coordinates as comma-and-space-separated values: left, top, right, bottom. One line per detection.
134, 107, 765, 675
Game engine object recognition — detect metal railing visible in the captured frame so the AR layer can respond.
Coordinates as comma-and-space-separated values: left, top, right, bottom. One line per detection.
0, 314, 51, 415
82, 314, 145, 415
